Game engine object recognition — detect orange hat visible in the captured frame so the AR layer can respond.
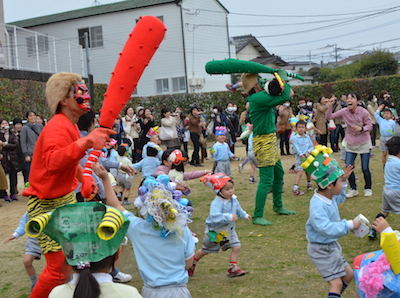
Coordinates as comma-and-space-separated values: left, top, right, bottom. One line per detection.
200, 173, 231, 194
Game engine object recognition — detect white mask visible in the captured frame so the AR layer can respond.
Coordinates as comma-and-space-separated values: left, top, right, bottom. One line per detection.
299, 104, 306, 108
232, 107, 237, 112
284, 103, 290, 107
307, 102, 313, 107
373, 98, 377, 103
213, 109, 218, 114
227, 107, 234, 112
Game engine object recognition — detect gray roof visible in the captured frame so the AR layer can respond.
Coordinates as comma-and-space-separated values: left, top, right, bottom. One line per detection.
232, 34, 271, 56
9, 0, 228, 28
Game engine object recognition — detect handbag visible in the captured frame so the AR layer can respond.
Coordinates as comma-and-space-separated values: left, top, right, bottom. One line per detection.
328, 119, 336, 131
276, 123, 286, 134
159, 126, 175, 141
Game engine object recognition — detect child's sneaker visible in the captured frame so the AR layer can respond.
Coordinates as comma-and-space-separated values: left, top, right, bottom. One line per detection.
307, 184, 313, 191
227, 265, 245, 278
3, 196, 10, 202
292, 189, 304, 196
122, 200, 132, 205
249, 177, 257, 183
188, 262, 196, 277
112, 271, 132, 283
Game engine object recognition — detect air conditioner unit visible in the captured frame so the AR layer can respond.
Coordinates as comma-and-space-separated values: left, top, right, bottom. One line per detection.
188, 77, 205, 88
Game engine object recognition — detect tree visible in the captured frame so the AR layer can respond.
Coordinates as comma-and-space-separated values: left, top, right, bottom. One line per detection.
356, 51, 398, 78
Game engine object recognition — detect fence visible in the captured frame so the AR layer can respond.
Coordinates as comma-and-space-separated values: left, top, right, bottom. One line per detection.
0, 24, 86, 76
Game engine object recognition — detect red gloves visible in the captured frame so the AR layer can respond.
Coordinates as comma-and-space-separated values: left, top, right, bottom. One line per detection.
76, 127, 115, 151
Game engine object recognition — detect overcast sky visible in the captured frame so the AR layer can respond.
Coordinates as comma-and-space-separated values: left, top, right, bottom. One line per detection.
4, 0, 400, 63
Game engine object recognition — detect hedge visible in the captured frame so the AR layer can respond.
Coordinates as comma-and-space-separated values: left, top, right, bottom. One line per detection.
1, 74, 399, 122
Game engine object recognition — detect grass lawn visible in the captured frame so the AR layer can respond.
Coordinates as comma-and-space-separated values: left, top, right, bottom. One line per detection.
0, 144, 394, 297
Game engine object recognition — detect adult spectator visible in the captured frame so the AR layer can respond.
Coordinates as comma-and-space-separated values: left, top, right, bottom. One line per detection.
315, 95, 329, 146
122, 106, 141, 159
326, 92, 373, 198
366, 94, 378, 147
159, 108, 181, 149
137, 108, 154, 158
329, 94, 342, 152
12, 117, 27, 188
0, 119, 18, 202
379, 90, 398, 119
20, 111, 43, 181
225, 102, 239, 154
188, 107, 203, 167
277, 101, 292, 155
174, 107, 186, 150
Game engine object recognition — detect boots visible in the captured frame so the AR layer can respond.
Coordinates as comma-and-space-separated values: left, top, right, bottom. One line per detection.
200, 148, 206, 164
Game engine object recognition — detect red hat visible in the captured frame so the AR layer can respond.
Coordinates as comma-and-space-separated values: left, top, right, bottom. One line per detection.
169, 149, 187, 165
200, 173, 231, 194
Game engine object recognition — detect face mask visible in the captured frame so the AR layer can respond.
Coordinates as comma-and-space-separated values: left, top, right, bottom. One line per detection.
284, 103, 290, 107
213, 109, 218, 114
227, 107, 234, 112
373, 98, 377, 103
232, 107, 237, 112
307, 102, 313, 107
74, 82, 91, 111
299, 104, 306, 108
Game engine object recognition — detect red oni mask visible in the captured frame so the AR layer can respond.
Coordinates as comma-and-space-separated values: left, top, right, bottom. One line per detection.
74, 82, 91, 111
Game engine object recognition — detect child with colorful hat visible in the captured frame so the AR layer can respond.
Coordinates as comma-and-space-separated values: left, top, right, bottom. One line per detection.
189, 173, 251, 278
210, 126, 236, 176
304, 145, 361, 298
25, 201, 141, 298
142, 126, 163, 160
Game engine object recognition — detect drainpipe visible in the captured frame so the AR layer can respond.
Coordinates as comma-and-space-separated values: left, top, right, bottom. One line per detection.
176, 0, 188, 93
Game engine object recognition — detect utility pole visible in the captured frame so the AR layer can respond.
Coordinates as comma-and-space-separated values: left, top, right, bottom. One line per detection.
84, 32, 95, 106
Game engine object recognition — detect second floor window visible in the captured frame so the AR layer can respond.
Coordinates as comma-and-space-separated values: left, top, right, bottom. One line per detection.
78, 26, 103, 48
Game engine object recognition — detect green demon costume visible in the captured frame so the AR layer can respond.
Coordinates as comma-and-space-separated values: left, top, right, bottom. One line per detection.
206, 59, 304, 226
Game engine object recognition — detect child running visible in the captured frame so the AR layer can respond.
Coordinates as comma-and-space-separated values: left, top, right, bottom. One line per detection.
292, 120, 314, 195
305, 147, 360, 298
189, 173, 251, 278
374, 104, 396, 167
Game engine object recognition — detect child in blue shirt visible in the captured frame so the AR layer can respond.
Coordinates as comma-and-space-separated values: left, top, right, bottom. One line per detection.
368, 136, 400, 240
292, 121, 314, 195
132, 145, 161, 179
210, 126, 236, 176
305, 149, 360, 298
189, 173, 251, 278
374, 104, 396, 167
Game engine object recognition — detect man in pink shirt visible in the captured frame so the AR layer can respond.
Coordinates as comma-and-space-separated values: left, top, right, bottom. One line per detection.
326, 92, 373, 198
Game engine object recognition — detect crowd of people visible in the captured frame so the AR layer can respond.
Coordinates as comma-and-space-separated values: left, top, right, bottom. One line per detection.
0, 67, 399, 298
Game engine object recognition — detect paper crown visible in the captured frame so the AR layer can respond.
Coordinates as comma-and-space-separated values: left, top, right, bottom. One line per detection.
200, 172, 232, 194
108, 138, 118, 146
301, 145, 344, 189
169, 149, 187, 165
146, 126, 160, 138
25, 202, 129, 266
215, 126, 227, 137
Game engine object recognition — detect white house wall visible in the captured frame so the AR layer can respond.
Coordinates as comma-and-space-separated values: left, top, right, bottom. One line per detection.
181, 0, 231, 93
236, 43, 259, 61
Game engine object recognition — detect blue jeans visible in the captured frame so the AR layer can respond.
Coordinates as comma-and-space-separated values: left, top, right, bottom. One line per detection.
345, 151, 372, 190
330, 126, 340, 150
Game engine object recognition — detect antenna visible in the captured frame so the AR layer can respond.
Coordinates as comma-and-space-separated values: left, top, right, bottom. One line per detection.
93, 0, 100, 6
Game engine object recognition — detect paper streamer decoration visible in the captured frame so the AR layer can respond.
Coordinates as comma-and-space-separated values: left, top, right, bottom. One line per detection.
81, 16, 167, 198
97, 207, 126, 240
26, 211, 53, 237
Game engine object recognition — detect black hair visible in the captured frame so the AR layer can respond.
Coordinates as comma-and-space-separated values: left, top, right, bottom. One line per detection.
296, 120, 306, 128
117, 145, 126, 156
348, 91, 361, 101
124, 106, 134, 115
72, 252, 117, 298
161, 108, 169, 118
13, 118, 23, 125
77, 109, 95, 131
171, 150, 188, 172
25, 110, 36, 118
383, 108, 393, 115
266, 79, 281, 96
298, 96, 306, 104
387, 136, 400, 156
146, 146, 158, 157
212, 105, 223, 113
188, 106, 199, 115
161, 148, 176, 165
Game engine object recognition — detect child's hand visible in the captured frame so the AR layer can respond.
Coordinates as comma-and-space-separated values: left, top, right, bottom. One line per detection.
353, 220, 361, 230
372, 217, 390, 234
341, 165, 354, 180
231, 214, 238, 222
120, 164, 136, 176
92, 163, 108, 180
3, 235, 16, 245
246, 214, 252, 222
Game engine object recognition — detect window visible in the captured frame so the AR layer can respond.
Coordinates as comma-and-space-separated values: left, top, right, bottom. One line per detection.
78, 26, 103, 48
26, 35, 49, 57
172, 77, 186, 93
156, 78, 169, 94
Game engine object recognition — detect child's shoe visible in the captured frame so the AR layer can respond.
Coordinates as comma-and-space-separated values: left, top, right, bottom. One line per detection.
112, 271, 132, 283
307, 184, 313, 191
3, 196, 10, 202
188, 262, 196, 277
368, 228, 377, 240
122, 200, 132, 205
11, 194, 18, 201
292, 189, 304, 196
227, 265, 245, 278
288, 168, 297, 174
249, 177, 257, 183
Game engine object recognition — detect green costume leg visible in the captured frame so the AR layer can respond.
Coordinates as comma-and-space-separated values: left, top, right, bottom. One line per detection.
253, 166, 274, 225
272, 160, 296, 215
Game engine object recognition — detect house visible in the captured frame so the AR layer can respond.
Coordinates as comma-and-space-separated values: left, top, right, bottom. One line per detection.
232, 34, 289, 70
8, 0, 231, 96
286, 61, 320, 73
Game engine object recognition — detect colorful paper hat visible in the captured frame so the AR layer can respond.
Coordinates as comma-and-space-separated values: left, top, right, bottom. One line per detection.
301, 145, 344, 189
215, 126, 227, 137
169, 149, 187, 165
25, 202, 130, 266
146, 126, 160, 138
200, 172, 232, 194
108, 138, 118, 146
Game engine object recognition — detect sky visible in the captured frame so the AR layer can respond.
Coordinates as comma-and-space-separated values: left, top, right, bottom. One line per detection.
3, 0, 400, 64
